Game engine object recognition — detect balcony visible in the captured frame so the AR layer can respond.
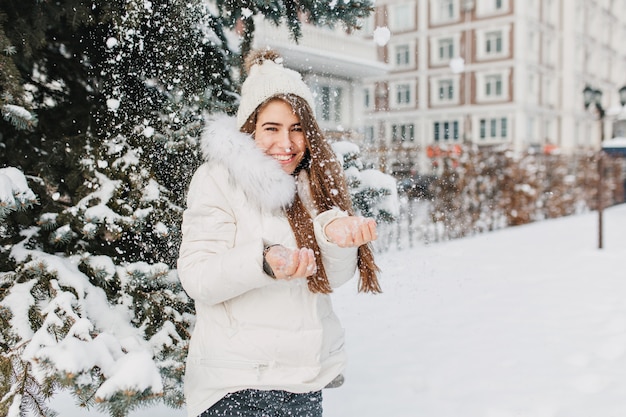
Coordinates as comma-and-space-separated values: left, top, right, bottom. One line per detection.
252, 17, 388, 79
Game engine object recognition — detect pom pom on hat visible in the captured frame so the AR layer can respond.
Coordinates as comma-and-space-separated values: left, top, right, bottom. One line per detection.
236, 49, 316, 129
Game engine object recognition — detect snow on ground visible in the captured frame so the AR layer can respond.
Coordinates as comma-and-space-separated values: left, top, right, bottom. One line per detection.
51, 204, 626, 417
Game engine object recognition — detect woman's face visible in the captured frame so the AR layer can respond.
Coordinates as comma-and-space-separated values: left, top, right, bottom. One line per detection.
254, 99, 307, 175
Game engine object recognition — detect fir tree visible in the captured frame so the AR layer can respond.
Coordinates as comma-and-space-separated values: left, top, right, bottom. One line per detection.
332, 140, 398, 223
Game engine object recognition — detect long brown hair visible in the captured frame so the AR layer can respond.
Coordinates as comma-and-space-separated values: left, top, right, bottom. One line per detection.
241, 94, 381, 294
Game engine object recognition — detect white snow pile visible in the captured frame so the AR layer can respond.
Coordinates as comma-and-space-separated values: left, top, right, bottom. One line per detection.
0, 167, 38, 215
2, 104, 35, 122
4, 243, 167, 405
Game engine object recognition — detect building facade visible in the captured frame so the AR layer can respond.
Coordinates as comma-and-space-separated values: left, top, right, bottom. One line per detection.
362, 0, 626, 176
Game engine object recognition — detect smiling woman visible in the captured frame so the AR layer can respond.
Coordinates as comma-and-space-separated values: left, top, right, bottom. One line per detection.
176, 49, 382, 417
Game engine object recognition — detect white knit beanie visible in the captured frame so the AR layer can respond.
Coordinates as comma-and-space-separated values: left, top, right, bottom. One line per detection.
236, 49, 316, 129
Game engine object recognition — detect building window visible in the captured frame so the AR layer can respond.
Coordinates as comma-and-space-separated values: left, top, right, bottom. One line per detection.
477, 70, 510, 102
476, 0, 510, 17
395, 44, 411, 67
438, 79, 454, 101
434, 120, 459, 141
431, 75, 460, 105
364, 88, 371, 109
479, 117, 507, 140
440, 0, 455, 20
439, 38, 454, 61
396, 84, 412, 106
476, 26, 510, 60
527, 116, 536, 144
334, 88, 342, 122
392, 123, 415, 142
485, 75, 502, 97
364, 126, 375, 144
319, 86, 342, 123
360, 14, 376, 36
390, 3, 414, 31
485, 31, 503, 54
431, 0, 458, 24
431, 34, 461, 66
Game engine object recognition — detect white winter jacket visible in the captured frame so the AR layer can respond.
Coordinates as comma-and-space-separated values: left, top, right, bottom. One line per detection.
177, 115, 358, 417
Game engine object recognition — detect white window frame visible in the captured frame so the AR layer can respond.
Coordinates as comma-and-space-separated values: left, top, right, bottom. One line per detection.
430, 0, 460, 25
393, 43, 414, 68
439, 80, 454, 101
389, 3, 415, 31
476, 69, 510, 102
391, 123, 416, 143
433, 119, 461, 142
364, 125, 375, 145
542, 36, 554, 67
543, 0, 557, 26
476, 25, 510, 60
429, 74, 461, 106
439, 39, 454, 61
542, 76, 557, 107
484, 75, 502, 97
359, 14, 376, 36
314, 84, 344, 124
363, 86, 373, 110
390, 81, 415, 108
430, 33, 461, 66
485, 31, 503, 55
476, 0, 510, 17
396, 84, 412, 106
478, 116, 508, 141
526, 29, 538, 62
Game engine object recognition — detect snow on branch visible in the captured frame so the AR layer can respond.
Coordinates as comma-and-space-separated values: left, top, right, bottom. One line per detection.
0, 167, 38, 220
1, 104, 38, 131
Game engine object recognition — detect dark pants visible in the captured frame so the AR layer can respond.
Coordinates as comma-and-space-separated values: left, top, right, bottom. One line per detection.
199, 389, 323, 417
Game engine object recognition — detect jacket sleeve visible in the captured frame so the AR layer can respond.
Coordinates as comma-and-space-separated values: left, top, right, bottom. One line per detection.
313, 209, 359, 289
177, 164, 271, 306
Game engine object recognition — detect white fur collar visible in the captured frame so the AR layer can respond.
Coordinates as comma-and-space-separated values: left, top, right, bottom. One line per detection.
200, 114, 296, 212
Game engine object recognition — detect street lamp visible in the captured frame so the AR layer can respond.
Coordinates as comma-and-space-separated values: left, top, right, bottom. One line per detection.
583, 85, 605, 121
583, 84, 606, 249
619, 85, 626, 107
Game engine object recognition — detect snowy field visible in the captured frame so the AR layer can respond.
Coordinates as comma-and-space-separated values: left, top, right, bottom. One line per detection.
51, 204, 626, 417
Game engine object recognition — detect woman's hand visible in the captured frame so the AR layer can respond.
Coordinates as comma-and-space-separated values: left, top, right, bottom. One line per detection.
264, 245, 317, 281
324, 216, 377, 248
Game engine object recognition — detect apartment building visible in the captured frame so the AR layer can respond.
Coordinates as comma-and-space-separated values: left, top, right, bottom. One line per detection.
249, 0, 626, 176
363, 0, 626, 175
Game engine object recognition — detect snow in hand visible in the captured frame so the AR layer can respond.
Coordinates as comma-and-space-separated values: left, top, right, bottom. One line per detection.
50, 204, 626, 417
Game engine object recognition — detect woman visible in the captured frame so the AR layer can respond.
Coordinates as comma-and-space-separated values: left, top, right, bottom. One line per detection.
177, 49, 381, 417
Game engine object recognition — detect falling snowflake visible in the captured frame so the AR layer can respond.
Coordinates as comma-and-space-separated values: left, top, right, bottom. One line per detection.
373, 26, 391, 46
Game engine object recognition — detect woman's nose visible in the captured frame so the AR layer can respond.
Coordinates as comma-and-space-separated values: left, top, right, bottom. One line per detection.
277, 129, 291, 147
